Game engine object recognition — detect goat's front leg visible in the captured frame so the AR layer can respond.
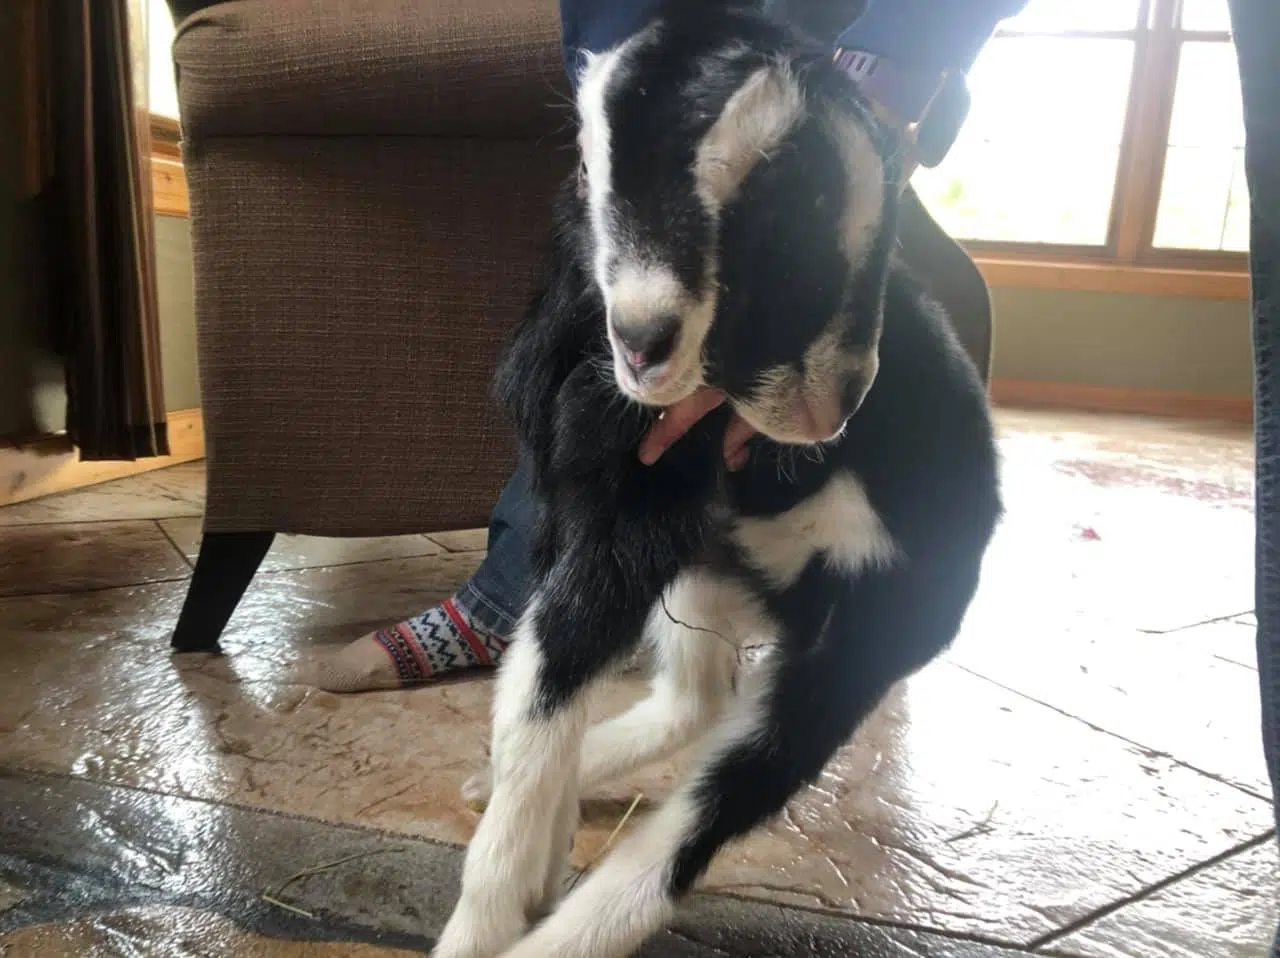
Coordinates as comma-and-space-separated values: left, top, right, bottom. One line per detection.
436, 536, 665, 958
433, 593, 589, 958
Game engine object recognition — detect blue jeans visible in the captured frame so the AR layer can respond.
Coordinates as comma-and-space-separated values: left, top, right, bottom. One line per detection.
1229, 0, 1280, 953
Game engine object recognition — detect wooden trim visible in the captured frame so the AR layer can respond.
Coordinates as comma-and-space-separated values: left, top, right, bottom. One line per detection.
150, 114, 181, 159
974, 256, 1250, 299
991, 379, 1252, 422
1141, 246, 1250, 270
151, 155, 188, 217
148, 111, 188, 217
1112, 0, 1181, 261
962, 240, 1120, 260
1, 409, 204, 508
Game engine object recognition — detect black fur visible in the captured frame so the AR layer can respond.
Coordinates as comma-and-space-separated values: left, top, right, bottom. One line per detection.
494, 0, 1000, 903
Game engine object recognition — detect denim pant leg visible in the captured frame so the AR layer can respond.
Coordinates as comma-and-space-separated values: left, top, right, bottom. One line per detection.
1228, 1, 1280, 954
454, 456, 535, 638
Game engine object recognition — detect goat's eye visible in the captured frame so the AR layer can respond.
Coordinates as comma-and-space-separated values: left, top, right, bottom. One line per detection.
575, 161, 588, 198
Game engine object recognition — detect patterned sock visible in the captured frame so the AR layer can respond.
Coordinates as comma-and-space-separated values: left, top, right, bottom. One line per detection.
314, 597, 509, 693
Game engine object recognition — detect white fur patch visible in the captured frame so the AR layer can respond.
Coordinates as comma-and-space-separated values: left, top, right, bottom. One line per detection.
732, 319, 879, 446
606, 264, 710, 406
464, 572, 763, 806
694, 63, 805, 211
824, 106, 886, 268
733, 471, 898, 589
609, 264, 684, 324
576, 573, 747, 792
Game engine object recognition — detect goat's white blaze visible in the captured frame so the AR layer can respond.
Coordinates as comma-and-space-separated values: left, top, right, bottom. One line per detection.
577, 46, 627, 299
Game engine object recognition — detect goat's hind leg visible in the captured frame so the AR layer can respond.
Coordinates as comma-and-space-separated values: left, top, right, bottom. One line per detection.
576, 571, 744, 793
463, 570, 744, 808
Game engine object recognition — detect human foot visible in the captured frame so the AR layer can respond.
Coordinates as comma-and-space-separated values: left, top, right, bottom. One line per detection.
315, 597, 508, 692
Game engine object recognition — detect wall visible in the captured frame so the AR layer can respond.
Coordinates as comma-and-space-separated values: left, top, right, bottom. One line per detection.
148, 216, 1255, 409
989, 287, 1253, 398
156, 215, 201, 411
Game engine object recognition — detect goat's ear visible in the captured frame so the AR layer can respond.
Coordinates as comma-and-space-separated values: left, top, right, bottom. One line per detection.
494, 187, 599, 454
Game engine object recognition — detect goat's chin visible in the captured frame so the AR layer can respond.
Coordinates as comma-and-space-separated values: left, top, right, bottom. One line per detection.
612, 361, 702, 408
754, 423, 848, 447
733, 401, 850, 447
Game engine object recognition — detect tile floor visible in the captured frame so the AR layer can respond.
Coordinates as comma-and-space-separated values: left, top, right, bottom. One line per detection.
0, 409, 1275, 956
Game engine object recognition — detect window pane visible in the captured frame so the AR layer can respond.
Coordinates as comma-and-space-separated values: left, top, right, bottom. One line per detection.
1180, 0, 1232, 32
147, 0, 179, 120
912, 37, 1135, 245
1153, 41, 1249, 251
1002, 0, 1141, 32
1166, 42, 1245, 149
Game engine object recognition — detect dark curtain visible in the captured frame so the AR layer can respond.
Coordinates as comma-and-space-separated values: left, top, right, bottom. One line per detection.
16, 0, 168, 460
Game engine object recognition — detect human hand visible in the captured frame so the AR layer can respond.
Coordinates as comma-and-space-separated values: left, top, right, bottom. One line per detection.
638, 386, 755, 471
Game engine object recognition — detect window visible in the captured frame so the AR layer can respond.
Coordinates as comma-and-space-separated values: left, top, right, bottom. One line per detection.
912, 0, 1248, 268
1152, 0, 1246, 252
146, 0, 179, 121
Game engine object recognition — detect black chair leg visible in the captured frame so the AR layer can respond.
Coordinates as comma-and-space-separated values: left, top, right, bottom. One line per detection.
171, 531, 275, 652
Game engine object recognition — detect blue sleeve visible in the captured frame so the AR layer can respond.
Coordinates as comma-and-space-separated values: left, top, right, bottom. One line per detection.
559, 1, 1030, 87
836, 0, 1030, 73
559, 0, 664, 83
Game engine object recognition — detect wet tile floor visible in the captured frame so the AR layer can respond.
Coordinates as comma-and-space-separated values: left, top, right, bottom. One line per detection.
0, 408, 1274, 956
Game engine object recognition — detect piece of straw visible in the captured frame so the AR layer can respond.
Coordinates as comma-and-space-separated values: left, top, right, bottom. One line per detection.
260, 847, 405, 918
567, 792, 645, 891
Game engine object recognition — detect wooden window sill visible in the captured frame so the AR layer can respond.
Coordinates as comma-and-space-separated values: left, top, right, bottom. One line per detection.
152, 154, 188, 217
150, 114, 188, 217
973, 256, 1250, 301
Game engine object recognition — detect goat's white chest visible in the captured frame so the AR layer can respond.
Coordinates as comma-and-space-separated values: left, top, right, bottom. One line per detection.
731, 472, 897, 590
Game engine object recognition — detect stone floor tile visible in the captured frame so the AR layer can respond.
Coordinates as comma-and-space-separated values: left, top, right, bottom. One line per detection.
0, 521, 190, 598
1051, 839, 1279, 958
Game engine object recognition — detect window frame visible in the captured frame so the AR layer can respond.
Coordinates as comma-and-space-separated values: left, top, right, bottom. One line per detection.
147, 0, 1250, 296
942, 0, 1249, 297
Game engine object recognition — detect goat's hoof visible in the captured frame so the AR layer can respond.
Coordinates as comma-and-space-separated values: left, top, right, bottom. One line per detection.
462, 769, 493, 812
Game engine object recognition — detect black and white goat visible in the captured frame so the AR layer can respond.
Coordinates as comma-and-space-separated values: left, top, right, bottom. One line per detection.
435, 5, 1001, 957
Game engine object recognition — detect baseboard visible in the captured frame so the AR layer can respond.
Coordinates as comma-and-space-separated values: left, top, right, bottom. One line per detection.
990, 379, 1253, 423
1, 408, 205, 508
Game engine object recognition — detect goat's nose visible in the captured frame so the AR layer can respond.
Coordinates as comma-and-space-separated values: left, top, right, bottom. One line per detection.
613, 316, 679, 369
